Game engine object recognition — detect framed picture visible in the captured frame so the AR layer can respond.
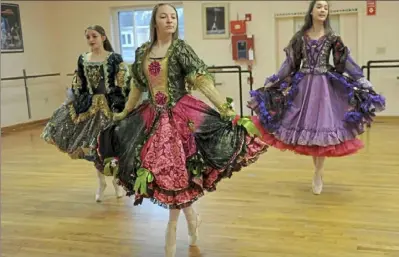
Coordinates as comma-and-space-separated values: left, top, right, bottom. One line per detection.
1, 3, 24, 53
202, 3, 229, 39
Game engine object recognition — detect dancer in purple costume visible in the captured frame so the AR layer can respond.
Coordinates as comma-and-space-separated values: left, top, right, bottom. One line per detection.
248, 0, 385, 195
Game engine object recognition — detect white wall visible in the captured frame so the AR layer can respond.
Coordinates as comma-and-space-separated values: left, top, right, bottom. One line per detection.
2, 1, 398, 127
1, 1, 65, 126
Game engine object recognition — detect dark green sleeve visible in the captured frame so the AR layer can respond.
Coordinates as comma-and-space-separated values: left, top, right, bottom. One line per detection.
176, 40, 215, 90
130, 45, 148, 92
71, 54, 87, 96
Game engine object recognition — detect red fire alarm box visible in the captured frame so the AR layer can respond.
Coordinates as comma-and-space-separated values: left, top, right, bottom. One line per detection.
230, 20, 246, 35
232, 34, 255, 61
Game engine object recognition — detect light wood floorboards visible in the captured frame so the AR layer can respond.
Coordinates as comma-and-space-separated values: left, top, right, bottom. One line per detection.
1, 124, 399, 257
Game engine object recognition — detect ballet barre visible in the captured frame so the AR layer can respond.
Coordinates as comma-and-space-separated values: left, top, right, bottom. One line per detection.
66, 66, 254, 116
207, 65, 254, 116
1, 70, 61, 119
361, 59, 399, 81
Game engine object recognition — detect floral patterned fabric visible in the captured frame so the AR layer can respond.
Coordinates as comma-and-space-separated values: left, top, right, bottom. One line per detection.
97, 39, 269, 209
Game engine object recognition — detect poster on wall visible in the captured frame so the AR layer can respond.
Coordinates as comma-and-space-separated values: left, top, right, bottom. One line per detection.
202, 3, 229, 39
1, 3, 24, 53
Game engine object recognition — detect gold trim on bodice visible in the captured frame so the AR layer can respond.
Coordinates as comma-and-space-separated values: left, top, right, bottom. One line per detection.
68, 94, 112, 124
82, 52, 112, 93
143, 56, 170, 106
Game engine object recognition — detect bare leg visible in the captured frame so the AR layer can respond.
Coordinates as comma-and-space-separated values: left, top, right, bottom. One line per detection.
312, 157, 325, 195
182, 205, 201, 246
165, 209, 181, 257
95, 170, 107, 202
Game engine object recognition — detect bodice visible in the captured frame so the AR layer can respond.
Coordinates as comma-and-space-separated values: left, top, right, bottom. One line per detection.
143, 57, 170, 106
72, 51, 130, 113
131, 39, 211, 107
78, 52, 128, 95
84, 62, 107, 95
299, 35, 334, 74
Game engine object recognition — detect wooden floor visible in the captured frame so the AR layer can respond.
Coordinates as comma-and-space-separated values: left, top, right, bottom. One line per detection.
1, 124, 399, 257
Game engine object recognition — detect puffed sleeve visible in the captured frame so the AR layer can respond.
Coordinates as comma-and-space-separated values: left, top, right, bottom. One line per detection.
177, 40, 234, 117
71, 54, 87, 96
333, 35, 372, 88
114, 53, 132, 97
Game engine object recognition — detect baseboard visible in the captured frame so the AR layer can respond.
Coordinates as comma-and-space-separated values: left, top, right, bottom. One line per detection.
374, 116, 399, 124
1, 118, 49, 135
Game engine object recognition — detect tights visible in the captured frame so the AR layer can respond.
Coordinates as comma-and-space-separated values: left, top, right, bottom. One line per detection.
312, 156, 325, 175
167, 205, 197, 229
165, 205, 198, 257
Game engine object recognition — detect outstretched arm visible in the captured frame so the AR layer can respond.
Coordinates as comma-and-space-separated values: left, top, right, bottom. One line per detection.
333, 36, 372, 88
178, 40, 235, 117
113, 75, 143, 120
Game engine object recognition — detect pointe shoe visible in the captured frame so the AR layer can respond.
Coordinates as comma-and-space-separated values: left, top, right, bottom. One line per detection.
312, 173, 323, 195
165, 221, 177, 257
95, 181, 107, 202
112, 178, 124, 198
188, 214, 201, 246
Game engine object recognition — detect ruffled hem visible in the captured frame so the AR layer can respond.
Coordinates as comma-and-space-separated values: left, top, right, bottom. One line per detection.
274, 126, 363, 147
248, 71, 386, 133
127, 134, 268, 209
261, 132, 364, 157
98, 96, 269, 209
42, 103, 111, 165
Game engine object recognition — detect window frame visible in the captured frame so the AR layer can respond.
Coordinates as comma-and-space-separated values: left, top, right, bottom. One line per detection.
110, 3, 184, 63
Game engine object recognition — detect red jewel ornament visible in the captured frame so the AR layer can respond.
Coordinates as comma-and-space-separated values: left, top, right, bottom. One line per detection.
154, 91, 167, 106
148, 60, 161, 76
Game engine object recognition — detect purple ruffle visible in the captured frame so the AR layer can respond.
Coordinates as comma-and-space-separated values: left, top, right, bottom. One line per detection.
249, 71, 385, 134
248, 72, 304, 132
326, 72, 386, 126
274, 126, 363, 147
249, 90, 277, 131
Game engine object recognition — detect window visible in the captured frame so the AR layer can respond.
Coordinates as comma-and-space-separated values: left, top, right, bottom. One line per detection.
115, 6, 184, 63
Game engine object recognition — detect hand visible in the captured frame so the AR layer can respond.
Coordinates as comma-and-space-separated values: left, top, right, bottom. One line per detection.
356, 77, 373, 89
226, 109, 236, 117
113, 109, 128, 121
63, 88, 75, 105
220, 109, 237, 121
218, 97, 237, 120
264, 81, 274, 88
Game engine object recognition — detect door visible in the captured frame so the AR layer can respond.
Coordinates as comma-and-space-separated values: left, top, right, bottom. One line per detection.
275, 17, 294, 70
